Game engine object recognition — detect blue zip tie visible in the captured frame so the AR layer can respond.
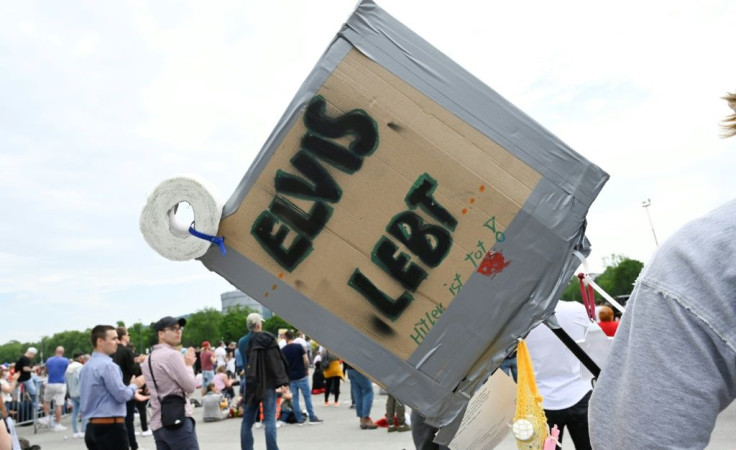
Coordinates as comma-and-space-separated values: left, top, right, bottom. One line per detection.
189, 223, 226, 256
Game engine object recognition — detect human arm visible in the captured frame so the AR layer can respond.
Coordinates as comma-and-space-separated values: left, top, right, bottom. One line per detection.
101, 363, 139, 403
302, 353, 310, 378
589, 284, 736, 448
0, 417, 10, 450
0, 373, 19, 394
165, 348, 197, 394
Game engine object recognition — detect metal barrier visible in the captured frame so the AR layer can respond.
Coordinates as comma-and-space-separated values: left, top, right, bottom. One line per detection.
10, 378, 71, 434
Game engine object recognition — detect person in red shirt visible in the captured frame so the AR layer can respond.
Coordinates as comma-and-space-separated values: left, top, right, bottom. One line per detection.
199, 341, 216, 395
597, 306, 619, 337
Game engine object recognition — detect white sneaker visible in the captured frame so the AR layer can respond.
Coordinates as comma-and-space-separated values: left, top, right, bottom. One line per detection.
141, 430, 153, 436
52, 424, 67, 431
135, 431, 141, 436
73, 432, 84, 438
37, 417, 50, 425
254, 422, 263, 428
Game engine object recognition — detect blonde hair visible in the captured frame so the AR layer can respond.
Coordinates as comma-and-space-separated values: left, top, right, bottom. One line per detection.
722, 92, 736, 138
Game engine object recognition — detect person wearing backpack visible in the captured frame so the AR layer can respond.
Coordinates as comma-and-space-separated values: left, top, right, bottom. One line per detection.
238, 313, 290, 450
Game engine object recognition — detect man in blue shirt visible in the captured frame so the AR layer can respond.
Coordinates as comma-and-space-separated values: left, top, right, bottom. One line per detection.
40, 346, 69, 430
80, 325, 146, 450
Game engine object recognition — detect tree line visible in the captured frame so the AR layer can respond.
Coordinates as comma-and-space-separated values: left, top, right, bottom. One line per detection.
0, 305, 294, 364
1, 255, 642, 364
561, 254, 644, 303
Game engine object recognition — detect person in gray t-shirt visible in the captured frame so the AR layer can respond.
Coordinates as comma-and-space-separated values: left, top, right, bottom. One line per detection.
589, 92, 736, 449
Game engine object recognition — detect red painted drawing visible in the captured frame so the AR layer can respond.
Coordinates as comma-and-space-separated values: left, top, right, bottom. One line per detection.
477, 251, 510, 278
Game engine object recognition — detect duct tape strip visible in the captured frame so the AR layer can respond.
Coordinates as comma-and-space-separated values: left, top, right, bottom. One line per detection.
140, 176, 223, 261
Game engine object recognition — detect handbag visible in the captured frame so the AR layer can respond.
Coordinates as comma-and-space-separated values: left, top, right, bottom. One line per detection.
148, 354, 187, 429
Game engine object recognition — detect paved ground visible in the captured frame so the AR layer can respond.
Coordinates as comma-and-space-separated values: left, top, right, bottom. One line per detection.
15, 378, 736, 449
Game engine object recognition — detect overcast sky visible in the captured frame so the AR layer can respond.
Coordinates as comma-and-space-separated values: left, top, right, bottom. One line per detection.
1, 0, 734, 345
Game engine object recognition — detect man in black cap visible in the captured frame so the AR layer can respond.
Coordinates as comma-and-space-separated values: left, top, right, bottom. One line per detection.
141, 316, 199, 449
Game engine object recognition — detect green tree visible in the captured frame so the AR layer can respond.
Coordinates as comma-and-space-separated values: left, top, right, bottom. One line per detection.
560, 254, 643, 302
127, 322, 156, 354
181, 308, 222, 348
0, 341, 28, 365
595, 258, 644, 298
561, 274, 583, 302
220, 305, 254, 343
263, 315, 293, 336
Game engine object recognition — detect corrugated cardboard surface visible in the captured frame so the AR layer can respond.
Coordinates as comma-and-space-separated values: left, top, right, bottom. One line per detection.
218, 48, 541, 359
200, 0, 608, 436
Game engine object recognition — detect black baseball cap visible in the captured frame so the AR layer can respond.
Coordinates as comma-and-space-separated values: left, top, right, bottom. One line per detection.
154, 316, 187, 333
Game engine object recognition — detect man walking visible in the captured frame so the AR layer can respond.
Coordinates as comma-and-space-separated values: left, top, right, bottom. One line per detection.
281, 331, 322, 425
80, 325, 146, 450
41, 346, 69, 431
112, 326, 141, 450
239, 313, 290, 450
141, 316, 199, 449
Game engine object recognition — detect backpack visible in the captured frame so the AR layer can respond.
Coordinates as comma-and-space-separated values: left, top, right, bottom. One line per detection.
244, 337, 269, 405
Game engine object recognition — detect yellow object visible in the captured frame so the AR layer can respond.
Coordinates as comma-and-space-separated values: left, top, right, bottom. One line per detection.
322, 360, 345, 379
513, 339, 548, 449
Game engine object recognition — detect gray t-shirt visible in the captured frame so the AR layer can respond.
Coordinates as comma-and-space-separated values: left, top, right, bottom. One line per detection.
202, 392, 226, 422
589, 199, 736, 449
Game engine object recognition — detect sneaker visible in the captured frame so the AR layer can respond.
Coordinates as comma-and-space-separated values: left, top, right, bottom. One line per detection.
37, 417, 50, 425
276, 421, 286, 428
73, 432, 84, 438
396, 424, 411, 432
135, 431, 141, 436
141, 429, 153, 436
349, 404, 356, 409
52, 424, 67, 432
254, 422, 263, 429
387, 425, 397, 432
296, 418, 306, 427
309, 417, 323, 425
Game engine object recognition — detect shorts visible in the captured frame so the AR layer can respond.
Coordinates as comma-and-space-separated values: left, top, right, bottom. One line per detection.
43, 383, 66, 405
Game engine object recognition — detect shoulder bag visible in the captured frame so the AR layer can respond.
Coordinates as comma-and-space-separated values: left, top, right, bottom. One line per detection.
148, 353, 187, 429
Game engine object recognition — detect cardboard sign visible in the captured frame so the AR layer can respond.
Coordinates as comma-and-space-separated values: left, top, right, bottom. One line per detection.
200, 0, 608, 436
217, 48, 541, 359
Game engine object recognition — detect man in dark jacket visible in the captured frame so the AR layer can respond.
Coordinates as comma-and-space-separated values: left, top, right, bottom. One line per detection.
111, 326, 140, 450
239, 313, 290, 450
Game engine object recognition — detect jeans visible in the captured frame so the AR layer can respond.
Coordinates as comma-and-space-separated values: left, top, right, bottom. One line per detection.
21, 379, 38, 412
152, 417, 199, 450
241, 389, 278, 450
347, 369, 373, 418
499, 355, 518, 382
70, 397, 87, 434
545, 391, 592, 450
201, 370, 214, 391
289, 376, 316, 422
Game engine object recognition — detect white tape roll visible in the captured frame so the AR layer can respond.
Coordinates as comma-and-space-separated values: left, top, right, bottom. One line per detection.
140, 176, 223, 261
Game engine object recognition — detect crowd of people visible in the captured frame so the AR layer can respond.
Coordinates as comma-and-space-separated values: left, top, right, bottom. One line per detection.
0, 312, 411, 450
2, 92, 733, 450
